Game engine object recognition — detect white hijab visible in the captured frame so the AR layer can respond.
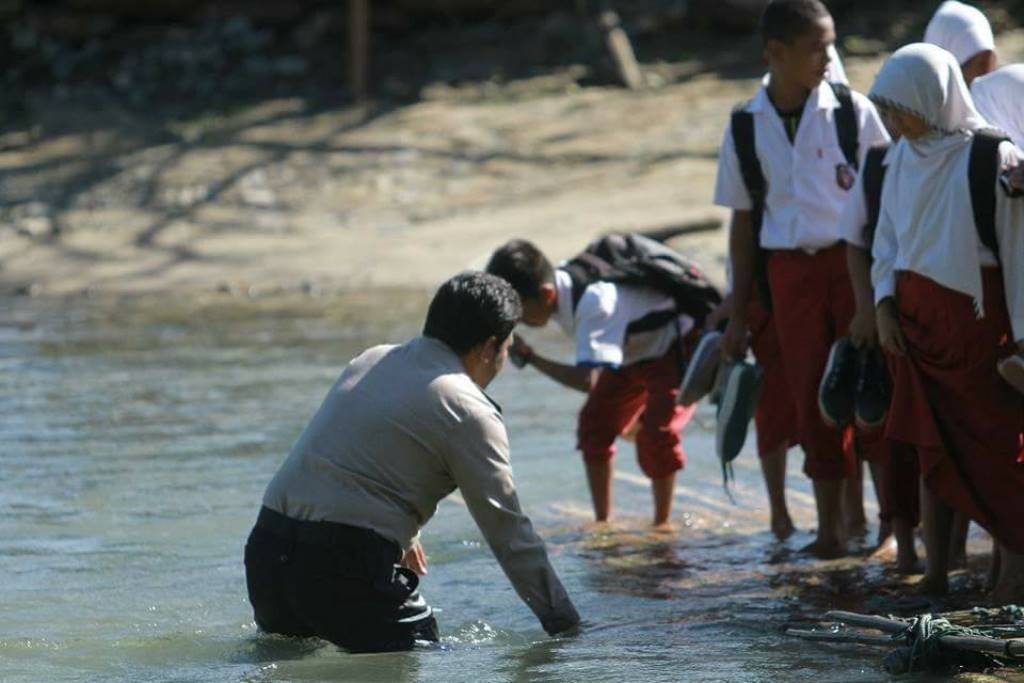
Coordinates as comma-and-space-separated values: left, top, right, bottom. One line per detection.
923, 0, 995, 65
869, 43, 994, 315
972, 65, 1024, 148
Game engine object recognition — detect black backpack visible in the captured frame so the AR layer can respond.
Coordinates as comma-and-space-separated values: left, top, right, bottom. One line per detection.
860, 131, 1008, 263
562, 233, 723, 328
730, 82, 859, 310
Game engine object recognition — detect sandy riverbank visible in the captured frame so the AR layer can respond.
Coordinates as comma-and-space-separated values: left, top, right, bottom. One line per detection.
3, 29, 1022, 303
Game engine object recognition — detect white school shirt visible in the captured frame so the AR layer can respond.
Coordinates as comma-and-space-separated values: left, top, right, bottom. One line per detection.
551, 268, 694, 368
714, 81, 890, 251
837, 146, 889, 248
872, 140, 1024, 342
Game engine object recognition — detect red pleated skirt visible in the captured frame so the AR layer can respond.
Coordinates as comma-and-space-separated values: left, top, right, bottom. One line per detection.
885, 268, 1024, 551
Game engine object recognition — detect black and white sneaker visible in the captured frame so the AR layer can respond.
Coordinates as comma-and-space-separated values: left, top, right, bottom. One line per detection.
854, 348, 891, 431
716, 360, 764, 466
999, 353, 1024, 396
677, 330, 723, 406
818, 337, 858, 428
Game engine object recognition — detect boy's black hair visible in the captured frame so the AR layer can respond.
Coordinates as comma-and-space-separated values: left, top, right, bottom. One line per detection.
485, 239, 555, 301
423, 272, 522, 356
760, 0, 831, 45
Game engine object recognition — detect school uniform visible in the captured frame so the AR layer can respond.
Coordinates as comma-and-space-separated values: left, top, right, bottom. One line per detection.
869, 44, 1024, 552
714, 79, 890, 480
552, 268, 697, 479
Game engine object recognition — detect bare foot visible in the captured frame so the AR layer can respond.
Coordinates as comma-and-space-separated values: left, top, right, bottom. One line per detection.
771, 514, 795, 541
869, 535, 898, 563
876, 520, 892, 547
651, 521, 675, 534
897, 548, 921, 575
800, 538, 846, 559
916, 573, 949, 595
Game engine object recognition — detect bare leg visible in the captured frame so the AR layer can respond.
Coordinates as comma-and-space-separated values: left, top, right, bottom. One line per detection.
759, 445, 794, 540
991, 545, 1024, 604
919, 479, 952, 594
803, 479, 846, 558
842, 459, 868, 537
867, 461, 891, 546
948, 512, 969, 569
585, 460, 613, 522
892, 516, 920, 573
651, 473, 676, 530
988, 540, 1002, 590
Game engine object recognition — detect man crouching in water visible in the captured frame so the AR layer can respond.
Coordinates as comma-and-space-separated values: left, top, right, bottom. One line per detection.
244, 272, 581, 653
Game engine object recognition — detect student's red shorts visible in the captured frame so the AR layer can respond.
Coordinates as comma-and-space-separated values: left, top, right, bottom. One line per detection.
767, 243, 856, 481
577, 338, 696, 480
747, 300, 799, 457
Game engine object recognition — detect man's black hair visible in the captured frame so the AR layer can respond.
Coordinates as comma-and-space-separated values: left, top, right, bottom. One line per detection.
423, 271, 522, 356
760, 0, 831, 45
485, 239, 555, 301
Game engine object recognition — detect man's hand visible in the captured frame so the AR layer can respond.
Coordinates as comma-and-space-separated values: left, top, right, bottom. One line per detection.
721, 314, 749, 360
401, 542, 428, 576
876, 299, 906, 357
849, 304, 878, 349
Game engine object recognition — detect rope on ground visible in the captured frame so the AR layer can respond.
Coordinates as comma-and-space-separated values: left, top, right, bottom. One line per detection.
884, 613, 1003, 675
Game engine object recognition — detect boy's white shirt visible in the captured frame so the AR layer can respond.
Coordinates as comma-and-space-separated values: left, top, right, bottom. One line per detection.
552, 268, 694, 368
713, 80, 890, 252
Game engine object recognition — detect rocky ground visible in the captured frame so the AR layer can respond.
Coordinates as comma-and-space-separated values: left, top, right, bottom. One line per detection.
1, 3, 1022, 303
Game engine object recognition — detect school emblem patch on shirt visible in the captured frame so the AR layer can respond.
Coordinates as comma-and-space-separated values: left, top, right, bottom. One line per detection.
835, 163, 856, 191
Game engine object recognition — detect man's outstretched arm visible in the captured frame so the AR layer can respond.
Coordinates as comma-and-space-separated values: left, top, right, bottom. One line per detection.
445, 405, 581, 635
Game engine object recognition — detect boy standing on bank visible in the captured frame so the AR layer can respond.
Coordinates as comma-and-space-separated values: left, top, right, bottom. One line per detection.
714, 0, 889, 557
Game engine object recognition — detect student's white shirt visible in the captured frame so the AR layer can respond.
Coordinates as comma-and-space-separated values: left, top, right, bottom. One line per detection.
872, 140, 1024, 342
552, 268, 694, 368
714, 80, 890, 251
838, 146, 890, 249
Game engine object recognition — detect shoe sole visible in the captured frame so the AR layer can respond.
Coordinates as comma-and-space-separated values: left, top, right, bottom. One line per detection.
999, 357, 1024, 395
677, 331, 722, 406
716, 363, 764, 463
818, 339, 851, 430
854, 412, 886, 433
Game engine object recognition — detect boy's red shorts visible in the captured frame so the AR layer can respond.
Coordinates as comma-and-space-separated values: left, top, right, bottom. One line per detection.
577, 341, 696, 480
767, 243, 856, 481
747, 300, 799, 457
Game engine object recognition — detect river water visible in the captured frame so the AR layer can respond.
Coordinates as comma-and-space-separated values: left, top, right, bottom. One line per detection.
1, 293, 982, 682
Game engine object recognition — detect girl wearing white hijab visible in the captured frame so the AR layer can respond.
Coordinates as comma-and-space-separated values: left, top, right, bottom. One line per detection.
868, 43, 1024, 602
924, 0, 997, 84
972, 64, 1024, 148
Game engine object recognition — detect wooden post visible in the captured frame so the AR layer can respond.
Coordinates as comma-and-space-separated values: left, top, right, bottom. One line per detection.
349, 0, 370, 101
598, 8, 643, 90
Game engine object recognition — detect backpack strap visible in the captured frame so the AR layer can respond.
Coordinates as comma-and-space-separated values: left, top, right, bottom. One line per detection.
968, 131, 1008, 264
829, 81, 859, 169
731, 106, 773, 310
861, 144, 890, 254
